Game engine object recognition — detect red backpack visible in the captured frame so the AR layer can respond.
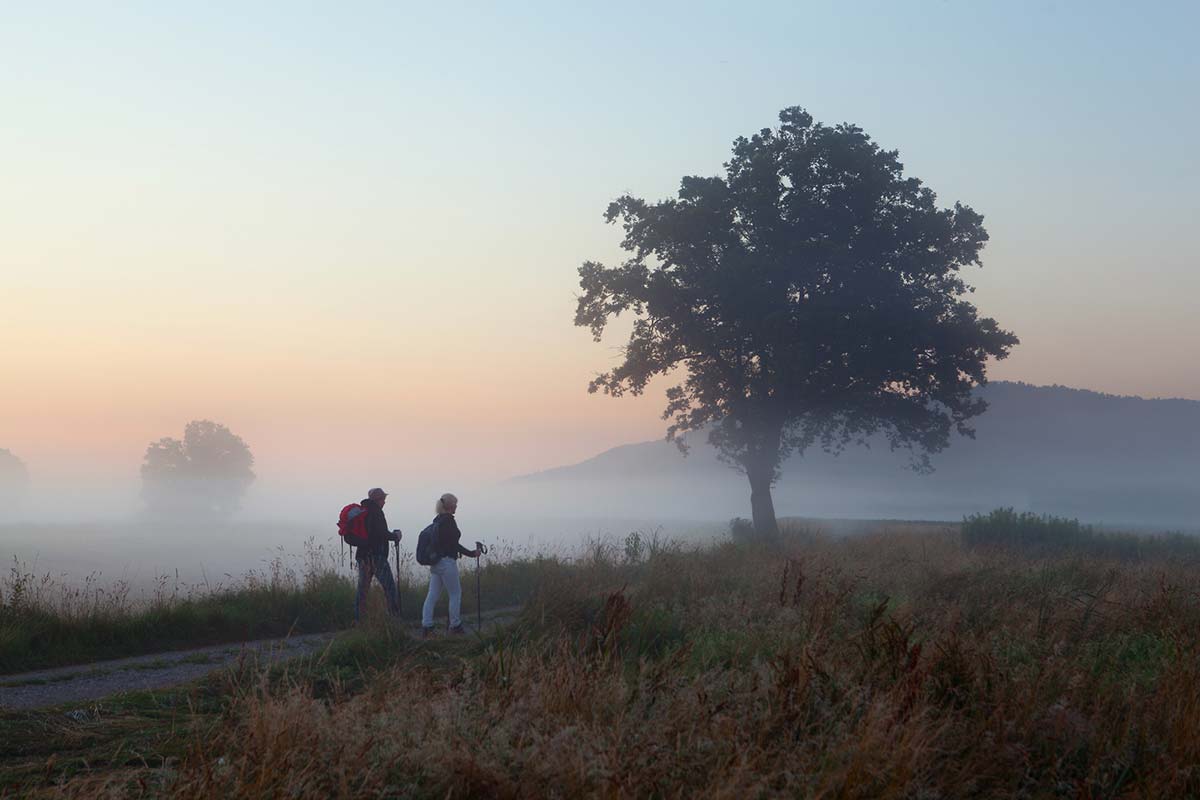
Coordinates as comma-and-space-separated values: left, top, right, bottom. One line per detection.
338, 503, 370, 548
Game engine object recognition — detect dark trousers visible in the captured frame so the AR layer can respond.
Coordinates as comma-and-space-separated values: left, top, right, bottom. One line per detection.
355, 553, 400, 620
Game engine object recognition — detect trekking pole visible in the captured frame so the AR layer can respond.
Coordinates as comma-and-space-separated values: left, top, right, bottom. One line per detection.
475, 541, 488, 631
393, 531, 402, 617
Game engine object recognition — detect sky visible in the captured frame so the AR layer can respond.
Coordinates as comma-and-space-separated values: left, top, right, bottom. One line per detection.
2, 0, 1198, 497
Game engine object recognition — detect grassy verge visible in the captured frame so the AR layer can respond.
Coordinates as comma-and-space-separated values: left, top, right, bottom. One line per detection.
0, 616, 498, 796
0, 542, 553, 675
11, 516, 1200, 796
0, 679, 222, 796
1, 579, 351, 676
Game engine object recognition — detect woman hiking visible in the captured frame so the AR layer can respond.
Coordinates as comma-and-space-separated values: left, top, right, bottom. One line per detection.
420, 492, 480, 637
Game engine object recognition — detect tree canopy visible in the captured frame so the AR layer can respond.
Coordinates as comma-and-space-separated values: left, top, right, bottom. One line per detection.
575, 106, 1018, 536
141, 420, 255, 517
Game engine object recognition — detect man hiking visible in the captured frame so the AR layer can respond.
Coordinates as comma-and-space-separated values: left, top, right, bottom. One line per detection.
355, 487, 402, 622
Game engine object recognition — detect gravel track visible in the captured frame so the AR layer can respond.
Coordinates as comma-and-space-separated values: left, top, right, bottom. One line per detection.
0, 633, 336, 711
0, 608, 520, 711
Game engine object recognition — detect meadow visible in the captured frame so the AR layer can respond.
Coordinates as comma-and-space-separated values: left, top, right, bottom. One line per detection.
5, 512, 1200, 797
0, 535, 545, 675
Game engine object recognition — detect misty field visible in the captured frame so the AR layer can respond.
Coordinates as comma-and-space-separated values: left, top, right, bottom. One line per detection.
6, 516, 1200, 797
0, 536, 542, 675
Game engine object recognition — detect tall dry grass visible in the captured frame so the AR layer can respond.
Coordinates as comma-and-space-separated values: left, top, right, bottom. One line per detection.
0, 540, 355, 673
150, 521, 1200, 798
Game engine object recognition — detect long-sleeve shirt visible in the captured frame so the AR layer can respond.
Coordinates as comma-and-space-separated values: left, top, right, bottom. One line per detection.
357, 498, 398, 560
433, 512, 474, 559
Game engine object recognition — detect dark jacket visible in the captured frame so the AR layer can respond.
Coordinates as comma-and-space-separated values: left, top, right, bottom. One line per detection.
433, 512, 474, 560
356, 497, 397, 561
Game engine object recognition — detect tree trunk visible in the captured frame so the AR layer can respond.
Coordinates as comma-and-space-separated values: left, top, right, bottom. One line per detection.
747, 468, 779, 540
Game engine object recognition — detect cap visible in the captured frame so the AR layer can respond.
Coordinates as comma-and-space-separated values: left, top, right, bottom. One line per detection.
368, 487, 388, 500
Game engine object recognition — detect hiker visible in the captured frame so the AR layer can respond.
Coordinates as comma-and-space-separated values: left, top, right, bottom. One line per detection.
420, 492, 480, 636
355, 487, 402, 621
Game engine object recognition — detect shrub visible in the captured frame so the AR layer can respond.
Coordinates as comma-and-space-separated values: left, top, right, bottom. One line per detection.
962, 507, 1200, 561
728, 517, 756, 542
623, 530, 645, 563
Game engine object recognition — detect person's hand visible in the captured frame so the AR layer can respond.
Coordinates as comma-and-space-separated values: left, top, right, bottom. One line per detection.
391, 529, 402, 541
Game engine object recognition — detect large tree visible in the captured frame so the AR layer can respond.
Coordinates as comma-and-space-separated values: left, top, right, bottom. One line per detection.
141, 420, 255, 517
575, 107, 1018, 537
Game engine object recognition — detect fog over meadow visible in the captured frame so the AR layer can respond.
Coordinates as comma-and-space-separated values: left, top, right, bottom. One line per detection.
0, 475, 725, 591
5, 379, 1198, 590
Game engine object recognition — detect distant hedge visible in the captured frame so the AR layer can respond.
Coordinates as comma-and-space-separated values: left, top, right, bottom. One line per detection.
962, 508, 1200, 561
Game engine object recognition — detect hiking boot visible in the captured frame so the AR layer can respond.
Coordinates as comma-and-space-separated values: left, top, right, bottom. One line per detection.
448, 625, 467, 636
420, 627, 435, 639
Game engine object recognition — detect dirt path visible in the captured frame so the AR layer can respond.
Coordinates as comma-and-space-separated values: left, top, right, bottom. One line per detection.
0, 608, 521, 711
0, 633, 335, 711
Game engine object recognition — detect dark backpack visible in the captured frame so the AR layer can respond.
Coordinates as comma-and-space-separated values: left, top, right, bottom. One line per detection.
415, 517, 441, 566
338, 503, 370, 548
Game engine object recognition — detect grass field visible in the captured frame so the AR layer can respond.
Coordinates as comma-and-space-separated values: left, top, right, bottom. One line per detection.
6, 515, 1200, 797
0, 538, 537, 675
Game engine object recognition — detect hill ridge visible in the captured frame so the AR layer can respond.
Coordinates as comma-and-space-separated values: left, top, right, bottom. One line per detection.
506, 381, 1200, 528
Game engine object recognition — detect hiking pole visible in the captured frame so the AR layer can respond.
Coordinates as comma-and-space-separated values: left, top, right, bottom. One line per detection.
393, 530, 403, 618
475, 541, 488, 631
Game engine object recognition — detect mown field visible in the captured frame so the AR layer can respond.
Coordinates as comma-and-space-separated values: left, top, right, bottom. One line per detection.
5, 513, 1200, 798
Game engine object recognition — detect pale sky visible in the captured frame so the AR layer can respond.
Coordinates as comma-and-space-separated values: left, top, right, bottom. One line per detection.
2, 0, 1197, 491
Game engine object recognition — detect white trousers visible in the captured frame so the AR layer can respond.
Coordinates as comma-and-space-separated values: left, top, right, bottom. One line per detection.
422, 557, 462, 629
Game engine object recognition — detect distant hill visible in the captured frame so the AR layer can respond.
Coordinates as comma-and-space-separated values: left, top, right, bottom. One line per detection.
509, 382, 1200, 528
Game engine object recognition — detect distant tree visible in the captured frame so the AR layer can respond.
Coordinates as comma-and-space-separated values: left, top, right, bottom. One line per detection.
141, 420, 255, 517
575, 107, 1018, 538
0, 448, 30, 507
